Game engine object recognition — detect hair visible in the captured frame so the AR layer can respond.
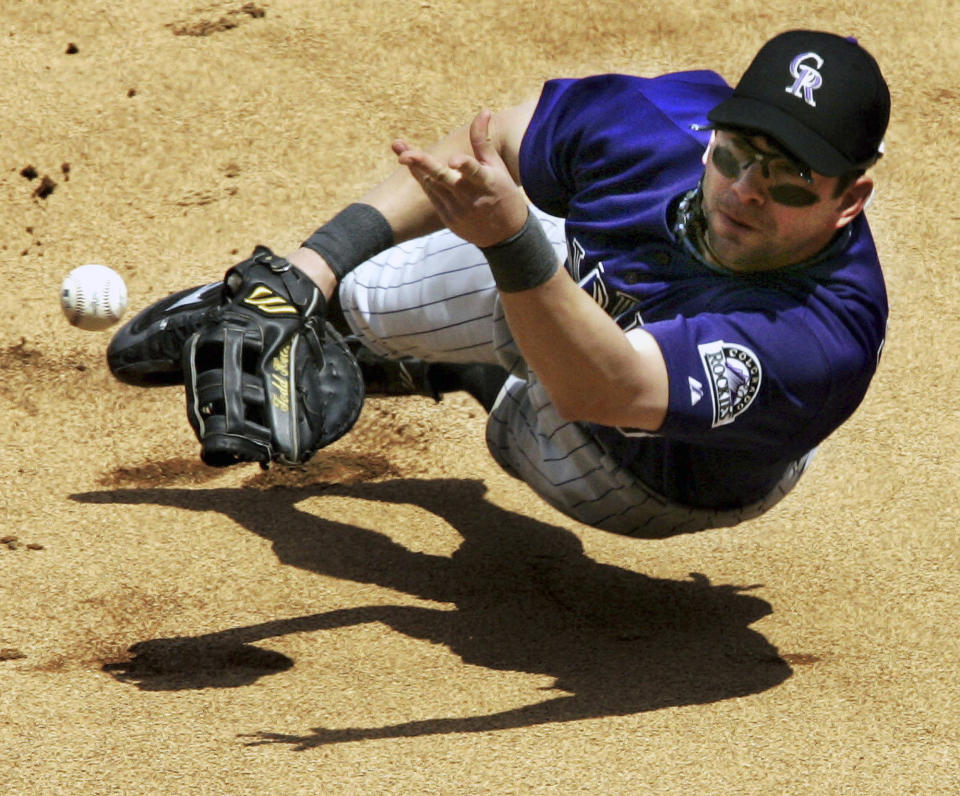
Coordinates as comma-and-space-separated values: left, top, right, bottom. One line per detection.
832, 168, 866, 198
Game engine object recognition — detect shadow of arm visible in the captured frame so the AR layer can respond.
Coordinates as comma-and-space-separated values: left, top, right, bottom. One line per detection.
240, 693, 588, 749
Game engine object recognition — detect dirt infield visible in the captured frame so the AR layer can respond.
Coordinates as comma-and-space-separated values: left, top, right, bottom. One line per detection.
1, 1, 957, 793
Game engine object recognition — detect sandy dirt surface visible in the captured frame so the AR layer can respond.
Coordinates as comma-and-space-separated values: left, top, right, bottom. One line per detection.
1, 1, 957, 793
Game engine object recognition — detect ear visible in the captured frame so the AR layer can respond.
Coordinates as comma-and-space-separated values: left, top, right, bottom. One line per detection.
833, 175, 874, 230
702, 131, 717, 165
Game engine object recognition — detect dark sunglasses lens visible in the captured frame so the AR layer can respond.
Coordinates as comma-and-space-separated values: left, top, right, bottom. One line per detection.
712, 144, 819, 207
767, 185, 820, 207
711, 145, 740, 178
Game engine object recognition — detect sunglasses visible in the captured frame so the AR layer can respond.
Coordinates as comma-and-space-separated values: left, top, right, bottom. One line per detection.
710, 133, 821, 207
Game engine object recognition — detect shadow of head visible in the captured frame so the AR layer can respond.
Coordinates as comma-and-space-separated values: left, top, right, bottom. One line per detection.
103, 638, 293, 690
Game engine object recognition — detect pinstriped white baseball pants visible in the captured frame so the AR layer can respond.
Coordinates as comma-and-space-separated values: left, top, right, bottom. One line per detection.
338, 207, 811, 538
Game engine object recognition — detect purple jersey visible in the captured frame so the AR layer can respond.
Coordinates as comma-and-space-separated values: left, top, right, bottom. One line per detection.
519, 72, 888, 508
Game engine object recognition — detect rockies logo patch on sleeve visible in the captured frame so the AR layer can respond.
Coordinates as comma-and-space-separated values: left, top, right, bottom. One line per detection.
697, 340, 762, 427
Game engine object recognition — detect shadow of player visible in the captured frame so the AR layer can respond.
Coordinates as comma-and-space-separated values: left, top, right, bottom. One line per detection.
73, 477, 790, 748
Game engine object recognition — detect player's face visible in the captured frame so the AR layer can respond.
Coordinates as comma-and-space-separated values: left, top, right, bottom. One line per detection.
700, 129, 853, 272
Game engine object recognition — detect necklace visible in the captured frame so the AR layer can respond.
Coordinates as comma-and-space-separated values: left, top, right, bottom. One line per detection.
697, 225, 728, 268
673, 186, 731, 271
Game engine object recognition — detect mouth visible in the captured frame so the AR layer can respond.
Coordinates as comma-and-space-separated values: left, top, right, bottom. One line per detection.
715, 205, 756, 233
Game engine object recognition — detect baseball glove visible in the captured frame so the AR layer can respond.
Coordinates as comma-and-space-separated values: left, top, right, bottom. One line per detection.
183, 246, 364, 467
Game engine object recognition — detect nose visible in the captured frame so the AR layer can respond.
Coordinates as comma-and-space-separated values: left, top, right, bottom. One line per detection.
729, 160, 767, 204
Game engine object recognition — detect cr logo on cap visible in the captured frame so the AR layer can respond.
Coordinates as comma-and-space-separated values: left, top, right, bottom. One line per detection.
786, 52, 824, 107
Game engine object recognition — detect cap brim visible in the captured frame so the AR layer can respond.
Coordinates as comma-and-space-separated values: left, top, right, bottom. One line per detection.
708, 96, 852, 177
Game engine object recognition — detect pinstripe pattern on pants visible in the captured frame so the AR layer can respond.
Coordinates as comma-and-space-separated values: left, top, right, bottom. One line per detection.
338, 207, 812, 537
486, 373, 814, 537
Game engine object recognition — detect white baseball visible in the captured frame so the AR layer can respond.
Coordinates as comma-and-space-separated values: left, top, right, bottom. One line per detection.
60, 264, 128, 331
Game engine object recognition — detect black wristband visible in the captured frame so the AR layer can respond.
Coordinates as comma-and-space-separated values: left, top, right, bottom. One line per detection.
302, 203, 394, 280
480, 211, 559, 293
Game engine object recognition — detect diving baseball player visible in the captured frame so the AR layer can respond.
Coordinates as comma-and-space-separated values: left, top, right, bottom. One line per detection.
108, 30, 890, 538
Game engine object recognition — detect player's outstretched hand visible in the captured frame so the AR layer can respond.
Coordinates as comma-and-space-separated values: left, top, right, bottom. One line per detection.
394, 109, 529, 248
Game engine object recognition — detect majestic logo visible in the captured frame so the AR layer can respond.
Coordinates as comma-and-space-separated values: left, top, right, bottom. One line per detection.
688, 376, 704, 407
268, 342, 291, 413
698, 341, 762, 427
785, 51, 824, 107
244, 285, 298, 315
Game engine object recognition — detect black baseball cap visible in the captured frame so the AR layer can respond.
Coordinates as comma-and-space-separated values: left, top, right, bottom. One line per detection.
707, 30, 890, 176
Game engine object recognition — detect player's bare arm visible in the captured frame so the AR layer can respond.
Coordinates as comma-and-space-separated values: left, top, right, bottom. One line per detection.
498, 273, 668, 431
288, 102, 538, 299
397, 109, 669, 432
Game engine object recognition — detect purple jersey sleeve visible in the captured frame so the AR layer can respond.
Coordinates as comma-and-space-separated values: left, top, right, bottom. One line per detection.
639, 223, 885, 456
645, 301, 836, 447
519, 72, 729, 221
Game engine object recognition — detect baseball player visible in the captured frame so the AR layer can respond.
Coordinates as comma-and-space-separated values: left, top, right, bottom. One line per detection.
109, 30, 890, 538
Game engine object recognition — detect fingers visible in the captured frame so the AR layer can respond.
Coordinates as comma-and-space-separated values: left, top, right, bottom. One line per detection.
415, 160, 461, 189
393, 113, 506, 215
394, 109, 499, 193
468, 109, 498, 165
448, 153, 484, 182
396, 143, 464, 193
391, 138, 412, 157
391, 118, 528, 248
